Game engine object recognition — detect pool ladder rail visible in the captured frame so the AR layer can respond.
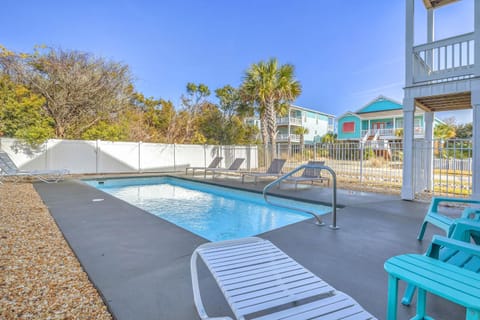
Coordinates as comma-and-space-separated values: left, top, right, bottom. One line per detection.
262, 164, 338, 230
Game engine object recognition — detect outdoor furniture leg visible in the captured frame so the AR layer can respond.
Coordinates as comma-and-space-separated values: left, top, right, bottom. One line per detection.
387, 274, 398, 320
415, 288, 428, 320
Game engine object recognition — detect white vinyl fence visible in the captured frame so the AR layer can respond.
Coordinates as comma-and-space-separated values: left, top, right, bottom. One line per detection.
0, 138, 258, 174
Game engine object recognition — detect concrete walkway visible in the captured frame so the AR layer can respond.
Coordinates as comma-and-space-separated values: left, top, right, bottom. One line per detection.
35, 176, 465, 319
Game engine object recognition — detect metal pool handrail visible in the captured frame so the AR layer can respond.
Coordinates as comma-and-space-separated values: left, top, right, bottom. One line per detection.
262, 164, 339, 229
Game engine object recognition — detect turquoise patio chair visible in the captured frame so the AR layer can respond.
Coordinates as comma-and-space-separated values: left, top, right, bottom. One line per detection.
403, 219, 480, 306
417, 196, 480, 240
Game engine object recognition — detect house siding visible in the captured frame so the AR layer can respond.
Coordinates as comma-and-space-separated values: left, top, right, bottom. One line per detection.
337, 115, 361, 140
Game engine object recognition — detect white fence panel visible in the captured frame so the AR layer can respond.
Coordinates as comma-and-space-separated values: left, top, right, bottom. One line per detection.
97, 141, 140, 173
48, 139, 97, 173
140, 143, 175, 172
174, 144, 208, 171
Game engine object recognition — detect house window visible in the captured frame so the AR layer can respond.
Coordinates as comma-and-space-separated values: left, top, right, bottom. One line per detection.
343, 122, 355, 133
396, 119, 403, 128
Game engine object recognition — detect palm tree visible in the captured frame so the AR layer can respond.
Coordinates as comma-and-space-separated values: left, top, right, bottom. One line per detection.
434, 122, 456, 159
294, 127, 309, 155
321, 132, 337, 144
241, 58, 301, 159
434, 123, 456, 140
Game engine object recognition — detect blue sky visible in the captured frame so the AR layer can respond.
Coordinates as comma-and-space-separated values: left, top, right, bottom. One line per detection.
2, 0, 474, 123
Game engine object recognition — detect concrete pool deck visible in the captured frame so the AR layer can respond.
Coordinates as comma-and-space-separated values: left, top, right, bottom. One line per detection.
34, 175, 465, 319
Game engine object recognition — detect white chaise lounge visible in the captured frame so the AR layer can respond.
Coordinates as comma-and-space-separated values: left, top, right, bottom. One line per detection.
191, 237, 376, 320
0, 151, 69, 183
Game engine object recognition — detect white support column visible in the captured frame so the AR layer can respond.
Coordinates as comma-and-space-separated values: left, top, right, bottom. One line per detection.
472, 82, 480, 200
402, 97, 416, 200
424, 112, 434, 191
472, 0, 480, 199
427, 9, 434, 42
475, 0, 480, 76
402, 0, 415, 200
405, 0, 415, 87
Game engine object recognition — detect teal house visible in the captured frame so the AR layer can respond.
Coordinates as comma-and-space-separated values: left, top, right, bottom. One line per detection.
337, 96, 443, 141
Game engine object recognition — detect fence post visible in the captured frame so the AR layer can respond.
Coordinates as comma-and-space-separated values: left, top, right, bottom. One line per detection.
360, 142, 364, 184
44, 139, 49, 170
247, 145, 251, 171
138, 141, 142, 173
234, 145, 236, 166
204, 144, 207, 169
96, 139, 100, 174
173, 143, 176, 172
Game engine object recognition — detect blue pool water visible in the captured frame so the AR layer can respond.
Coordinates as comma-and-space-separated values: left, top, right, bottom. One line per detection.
84, 177, 331, 241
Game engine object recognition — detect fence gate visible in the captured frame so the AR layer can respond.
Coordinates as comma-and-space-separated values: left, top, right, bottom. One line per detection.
413, 139, 472, 198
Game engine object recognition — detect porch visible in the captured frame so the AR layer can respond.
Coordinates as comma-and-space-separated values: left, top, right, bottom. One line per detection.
402, 0, 480, 200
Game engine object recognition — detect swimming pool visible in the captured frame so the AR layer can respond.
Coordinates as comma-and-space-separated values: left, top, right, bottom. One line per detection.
84, 177, 331, 241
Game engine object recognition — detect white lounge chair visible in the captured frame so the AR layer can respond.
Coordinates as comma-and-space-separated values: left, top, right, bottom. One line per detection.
191, 237, 376, 320
205, 158, 245, 179
242, 158, 286, 184
186, 156, 223, 176
284, 160, 330, 190
0, 151, 69, 183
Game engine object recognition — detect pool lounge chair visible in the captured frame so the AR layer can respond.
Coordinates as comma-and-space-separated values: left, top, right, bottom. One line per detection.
191, 237, 376, 320
205, 158, 245, 179
185, 156, 223, 176
417, 196, 480, 240
0, 151, 69, 183
284, 160, 330, 190
242, 158, 286, 184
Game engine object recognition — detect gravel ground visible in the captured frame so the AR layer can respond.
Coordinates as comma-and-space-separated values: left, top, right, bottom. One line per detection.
0, 182, 112, 320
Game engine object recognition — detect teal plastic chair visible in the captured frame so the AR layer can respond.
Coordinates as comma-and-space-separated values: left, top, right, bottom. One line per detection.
403, 219, 480, 305
417, 196, 480, 240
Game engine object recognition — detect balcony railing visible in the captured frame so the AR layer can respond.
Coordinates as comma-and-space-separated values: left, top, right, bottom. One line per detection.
361, 128, 397, 138
277, 134, 300, 142
361, 127, 424, 138
277, 117, 303, 126
412, 32, 475, 84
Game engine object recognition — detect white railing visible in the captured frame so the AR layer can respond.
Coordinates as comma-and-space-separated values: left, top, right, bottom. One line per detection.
276, 134, 300, 142
412, 32, 475, 83
276, 117, 303, 126
361, 128, 397, 138
361, 127, 424, 138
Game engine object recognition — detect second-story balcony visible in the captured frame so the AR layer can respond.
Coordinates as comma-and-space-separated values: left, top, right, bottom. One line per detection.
412, 32, 475, 85
361, 127, 424, 139
276, 134, 300, 142
277, 117, 302, 126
